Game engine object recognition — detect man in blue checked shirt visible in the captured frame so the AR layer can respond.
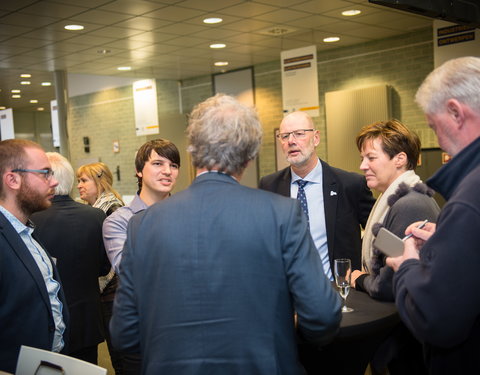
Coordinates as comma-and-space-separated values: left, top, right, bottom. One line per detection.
0, 139, 68, 373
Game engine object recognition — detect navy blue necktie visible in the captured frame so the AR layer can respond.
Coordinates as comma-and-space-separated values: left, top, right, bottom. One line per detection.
296, 179, 309, 224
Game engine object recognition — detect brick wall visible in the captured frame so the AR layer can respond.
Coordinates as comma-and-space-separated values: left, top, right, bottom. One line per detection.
68, 27, 436, 194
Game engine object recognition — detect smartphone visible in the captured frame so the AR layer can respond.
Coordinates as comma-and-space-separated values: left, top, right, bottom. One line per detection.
373, 227, 405, 257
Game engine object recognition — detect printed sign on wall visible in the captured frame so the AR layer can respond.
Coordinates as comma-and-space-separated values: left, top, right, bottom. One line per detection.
434, 20, 480, 68
0, 108, 14, 140
281, 45, 319, 117
133, 79, 159, 136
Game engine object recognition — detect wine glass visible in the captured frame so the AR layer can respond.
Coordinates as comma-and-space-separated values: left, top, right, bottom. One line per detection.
334, 258, 354, 313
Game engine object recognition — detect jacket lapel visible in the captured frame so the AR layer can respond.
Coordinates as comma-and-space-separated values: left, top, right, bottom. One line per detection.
278, 168, 292, 197
0, 213, 53, 312
321, 160, 338, 264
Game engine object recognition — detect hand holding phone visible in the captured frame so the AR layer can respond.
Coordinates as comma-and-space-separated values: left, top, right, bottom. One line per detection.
373, 227, 404, 257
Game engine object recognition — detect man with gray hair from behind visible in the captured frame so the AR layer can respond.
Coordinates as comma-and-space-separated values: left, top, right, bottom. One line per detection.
386, 56, 480, 374
32, 152, 110, 364
111, 94, 341, 374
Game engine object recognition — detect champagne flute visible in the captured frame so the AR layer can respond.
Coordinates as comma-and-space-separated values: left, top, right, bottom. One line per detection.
334, 258, 354, 313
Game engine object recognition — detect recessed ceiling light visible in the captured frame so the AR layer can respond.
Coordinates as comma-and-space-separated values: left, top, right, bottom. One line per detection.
12, 94, 21, 99
210, 43, 226, 49
342, 9, 362, 16
97, 49, 111, 54
323, 37, 340, 43
11, 89, 21, 93
21, 81, 31, 85
203, 17, 223, 24
37, 107, 45, 111
0, 106, 6, 110
117, 66, 131, 71
30, 99, 38, 103
65, 24, 84, 31
41, 82, 52, 86
214, 61, 229, 66
20, 74, 31, 78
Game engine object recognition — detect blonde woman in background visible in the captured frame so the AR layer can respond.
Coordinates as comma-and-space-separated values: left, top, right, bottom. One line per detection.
77, 162, 124, 373
77, 162, 124, 216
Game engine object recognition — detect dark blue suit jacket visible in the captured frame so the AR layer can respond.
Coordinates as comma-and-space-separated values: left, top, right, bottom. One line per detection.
259, 160, 375, 271
31, 195, 109, 355
111, 172, 341, 374
0, 211, 69, 373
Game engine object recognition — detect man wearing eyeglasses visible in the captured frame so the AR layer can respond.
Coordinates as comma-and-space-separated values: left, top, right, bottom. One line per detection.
259, 112, 374, 373
260, 111, 374, 277
0, 139, 69, 373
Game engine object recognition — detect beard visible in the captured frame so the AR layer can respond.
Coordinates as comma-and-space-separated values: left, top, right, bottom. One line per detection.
17, 180, 52, 216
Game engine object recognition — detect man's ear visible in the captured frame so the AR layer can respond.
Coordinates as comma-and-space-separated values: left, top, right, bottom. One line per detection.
446, 99, 465, 129
3, 171, 22, 191
136, 171, 143, 178
313, 130, 320, 147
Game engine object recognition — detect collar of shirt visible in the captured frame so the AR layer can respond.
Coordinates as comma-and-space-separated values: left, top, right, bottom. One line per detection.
197, 169, 238, 181
290, 158, 323, 185
0, 204, 34, 235
129, 193, 149, 214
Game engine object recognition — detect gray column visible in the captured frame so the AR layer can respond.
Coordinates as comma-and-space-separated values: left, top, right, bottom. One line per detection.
53, 70, 70, 159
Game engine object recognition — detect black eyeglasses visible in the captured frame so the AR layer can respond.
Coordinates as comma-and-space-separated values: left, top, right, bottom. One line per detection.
12, 168, 55, 180
276, 129, 315, 142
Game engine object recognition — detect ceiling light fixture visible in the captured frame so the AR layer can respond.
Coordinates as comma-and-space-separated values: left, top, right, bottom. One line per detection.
97, 49, 111, 54
214, 61, 228, 66
210, 43, 226, 49
11, 89, 21, 93
37, 107, 45, 111
21, 81, 31, 85
117, 66, 132, 71
12, 95, 21, 99
41, 82, 52, 86
30, 99, 38, 103
342, 9, 362, 16
0, 106, 6, 110
203, 17, 223, 24
20, 74, 31, 78
323, 37, 340, 43
65, 24, 84, 31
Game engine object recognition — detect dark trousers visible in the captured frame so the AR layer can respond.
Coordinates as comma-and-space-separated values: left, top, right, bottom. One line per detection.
102, 299, 142, 375
69, 345, 98, 364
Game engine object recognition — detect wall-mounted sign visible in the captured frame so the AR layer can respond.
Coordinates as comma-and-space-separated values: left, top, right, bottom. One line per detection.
50, 100, 60, 147
281, 45, 319, 117
133, 79, 159, 136
434, 20, 480, 68
0, 108, 14, 140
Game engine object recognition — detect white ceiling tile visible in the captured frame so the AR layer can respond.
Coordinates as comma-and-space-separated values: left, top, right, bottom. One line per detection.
176, 0, 245, 12
20, 1, 89, 18
69, 9, 134, 25
98, 0, 167, 16
143, 5, 205, 22
0, 0, 436, 111
114, 16, 172, 31
218, 2, 279, 17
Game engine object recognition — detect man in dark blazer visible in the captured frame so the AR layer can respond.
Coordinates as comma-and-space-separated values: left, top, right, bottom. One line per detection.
111, 94, 342, 375
0, 140, 69, 373
31, 152, 109, 364
259, 111, 374, 274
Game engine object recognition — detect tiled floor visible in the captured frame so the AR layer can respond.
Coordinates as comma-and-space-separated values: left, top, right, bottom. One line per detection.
98, 341, 114, 374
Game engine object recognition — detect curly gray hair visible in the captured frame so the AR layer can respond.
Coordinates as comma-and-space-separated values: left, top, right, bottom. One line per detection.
187, 94, 263, 176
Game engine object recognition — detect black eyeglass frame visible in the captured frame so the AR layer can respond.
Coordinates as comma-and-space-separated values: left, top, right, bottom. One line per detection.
11, 168, 55, 179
